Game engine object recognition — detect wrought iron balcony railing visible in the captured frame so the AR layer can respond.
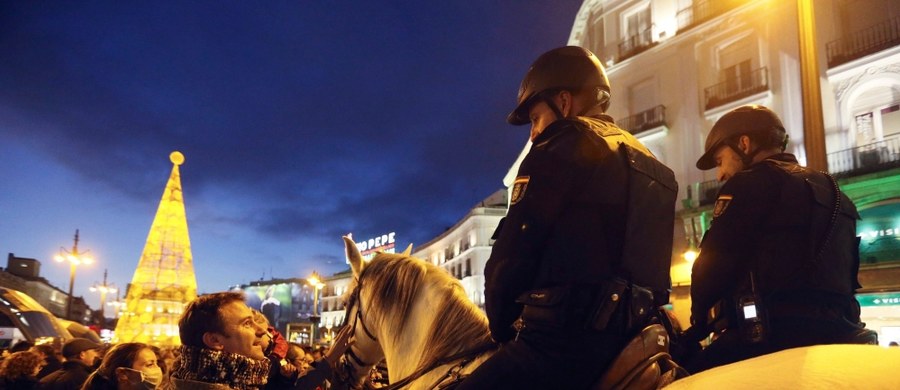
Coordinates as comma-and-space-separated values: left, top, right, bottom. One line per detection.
676, 0, 745, 33
685, 179, 724, 208
704, 66, 769, 110
617, 27, 656, 62
616, 105, 666, 136
826, 16, 900, 68
827, 134, 900, 178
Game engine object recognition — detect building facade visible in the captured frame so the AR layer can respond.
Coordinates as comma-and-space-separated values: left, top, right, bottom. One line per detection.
316, 189, 506, 340
566, 0, 900, 344
1, 253, 92, 323
411, 189, 507, 308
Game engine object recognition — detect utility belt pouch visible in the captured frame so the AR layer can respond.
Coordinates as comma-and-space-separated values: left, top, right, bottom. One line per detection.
625, 284, 654, 331
516, 287, 568, 326
587, 279, 628, 332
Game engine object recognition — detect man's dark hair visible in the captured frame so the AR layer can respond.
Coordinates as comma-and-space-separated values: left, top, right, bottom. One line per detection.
179, 291, 245, 348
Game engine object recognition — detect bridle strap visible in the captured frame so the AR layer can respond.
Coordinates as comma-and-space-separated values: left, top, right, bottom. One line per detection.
355, 301, 379, 342
346, 344, 378, 367
382, 341, 497, 390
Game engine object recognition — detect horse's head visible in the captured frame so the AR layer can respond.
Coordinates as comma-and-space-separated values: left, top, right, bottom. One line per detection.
338, 235, 493, 388
337, 235, 414, 388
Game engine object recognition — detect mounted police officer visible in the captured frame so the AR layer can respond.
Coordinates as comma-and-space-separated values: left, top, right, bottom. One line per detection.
683, 104, 875, 374
457, 46, 677, 389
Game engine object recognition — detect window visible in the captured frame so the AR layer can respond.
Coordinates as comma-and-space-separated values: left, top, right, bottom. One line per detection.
586, 13, 605, 55
856, 112, 875, 145
722, 60, 752, 96
882, 105, 900, 138
717, 36, 756, 93
624, 5, 651, 39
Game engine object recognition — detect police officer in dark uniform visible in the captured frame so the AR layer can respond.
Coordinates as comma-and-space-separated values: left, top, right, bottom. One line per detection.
457, 46, 677, 389
684, 105, 875, 374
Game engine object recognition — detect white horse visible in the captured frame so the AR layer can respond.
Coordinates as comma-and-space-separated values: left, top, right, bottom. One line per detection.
337, 236, 496, 389
335, 236, 900, 389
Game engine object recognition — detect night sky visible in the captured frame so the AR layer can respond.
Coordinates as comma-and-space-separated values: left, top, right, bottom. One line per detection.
0, 1, 583, 311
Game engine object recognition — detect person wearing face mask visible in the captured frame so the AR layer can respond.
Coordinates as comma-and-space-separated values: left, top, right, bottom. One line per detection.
82, 342, 163, 390
37, 338, 102, 390
682, 104, 875, 373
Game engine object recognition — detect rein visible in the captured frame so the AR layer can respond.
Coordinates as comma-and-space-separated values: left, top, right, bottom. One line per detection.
397, 341, 497, 390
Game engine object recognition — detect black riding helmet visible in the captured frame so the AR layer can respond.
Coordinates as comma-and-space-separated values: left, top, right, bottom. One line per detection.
696, 105, 788, 170
507, 46, 611, 126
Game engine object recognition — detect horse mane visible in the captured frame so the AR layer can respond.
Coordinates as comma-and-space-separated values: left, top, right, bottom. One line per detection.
357, 252, 493, 374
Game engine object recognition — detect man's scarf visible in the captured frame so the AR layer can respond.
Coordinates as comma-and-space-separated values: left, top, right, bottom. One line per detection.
171, 345, 270, 389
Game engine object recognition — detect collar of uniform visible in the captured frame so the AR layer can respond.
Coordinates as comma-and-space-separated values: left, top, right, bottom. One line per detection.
761, 153, 799, 165
532, 118, 577, 144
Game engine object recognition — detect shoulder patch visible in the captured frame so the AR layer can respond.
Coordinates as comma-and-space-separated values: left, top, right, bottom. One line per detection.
713, 194, 733, 218
510, 176, 530, 205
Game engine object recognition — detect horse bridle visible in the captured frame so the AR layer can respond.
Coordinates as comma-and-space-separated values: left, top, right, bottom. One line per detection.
339, 271, 381, 386
337, 267, 497, 390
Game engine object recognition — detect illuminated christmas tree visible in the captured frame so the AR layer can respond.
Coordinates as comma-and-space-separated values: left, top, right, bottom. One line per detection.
113, 151, 198, 346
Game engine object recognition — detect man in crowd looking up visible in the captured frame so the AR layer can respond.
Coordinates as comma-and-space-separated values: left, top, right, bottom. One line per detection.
37, 337, 101, 390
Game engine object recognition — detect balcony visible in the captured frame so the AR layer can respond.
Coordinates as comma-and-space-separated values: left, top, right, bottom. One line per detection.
616, 105, 667, 137
704, 66, 769, 110
683, 179, 724, 209
617, 27, 656, 62
827, 134, 900, 178
826, 16, 900, 69
676, 0, 745, 34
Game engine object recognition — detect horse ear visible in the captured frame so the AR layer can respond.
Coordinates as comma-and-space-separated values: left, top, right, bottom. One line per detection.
401, 243, 413, 256
343, 235, 364, 276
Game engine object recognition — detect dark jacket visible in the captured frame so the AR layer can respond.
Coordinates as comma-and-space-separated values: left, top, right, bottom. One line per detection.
484, 115, 677, 342
0, 376, 39, 389
36, 356, 62, 380
36, 360, 93, 390
691, 154, 862, 334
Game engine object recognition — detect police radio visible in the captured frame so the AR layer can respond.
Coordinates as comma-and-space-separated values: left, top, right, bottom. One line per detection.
737, 272, 766, 344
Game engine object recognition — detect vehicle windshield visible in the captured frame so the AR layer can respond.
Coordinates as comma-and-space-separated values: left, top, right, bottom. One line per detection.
17, 311, 68, 339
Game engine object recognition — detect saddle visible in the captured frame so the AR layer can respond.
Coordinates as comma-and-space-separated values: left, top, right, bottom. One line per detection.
594, 324, 687, 390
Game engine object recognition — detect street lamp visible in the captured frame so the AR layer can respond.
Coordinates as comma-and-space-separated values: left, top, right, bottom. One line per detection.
90, 269, 117, 324
55, 229, 93, 321
307, 271, 325, 343
107, 291, 125, 319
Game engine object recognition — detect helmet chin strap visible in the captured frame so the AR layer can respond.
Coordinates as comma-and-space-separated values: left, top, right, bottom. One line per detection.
539, 88, 609, 121
539, 93, 566, 121
726, 140, 762, 167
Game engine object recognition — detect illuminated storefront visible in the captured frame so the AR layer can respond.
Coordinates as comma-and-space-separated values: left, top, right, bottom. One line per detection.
852, 198, 900, 345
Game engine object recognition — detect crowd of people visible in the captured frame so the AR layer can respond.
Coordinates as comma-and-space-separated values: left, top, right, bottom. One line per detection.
0, 291, 353, 390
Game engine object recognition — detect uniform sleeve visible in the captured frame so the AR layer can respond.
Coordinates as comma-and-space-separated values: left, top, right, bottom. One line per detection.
484, 123, 592, 342
690, 172, 771, 326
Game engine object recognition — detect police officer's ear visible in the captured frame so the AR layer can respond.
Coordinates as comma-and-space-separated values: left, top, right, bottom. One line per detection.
556, 90, 574, 117
737, 135, 753, 154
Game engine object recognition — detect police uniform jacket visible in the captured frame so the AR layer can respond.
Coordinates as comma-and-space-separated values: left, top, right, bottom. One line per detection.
484, 114, 677, 342
691, 153, 862, 329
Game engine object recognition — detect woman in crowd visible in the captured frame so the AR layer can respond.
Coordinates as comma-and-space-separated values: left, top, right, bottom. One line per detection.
0, 350, 43, 389
82, 342, 163, 390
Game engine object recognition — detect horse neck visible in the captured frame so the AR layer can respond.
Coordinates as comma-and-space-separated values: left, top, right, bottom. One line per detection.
379, 279, 494, 389
379, 281, 438, 383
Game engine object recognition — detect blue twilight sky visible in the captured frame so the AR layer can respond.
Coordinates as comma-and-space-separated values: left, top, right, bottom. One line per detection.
0, 1, 584, 311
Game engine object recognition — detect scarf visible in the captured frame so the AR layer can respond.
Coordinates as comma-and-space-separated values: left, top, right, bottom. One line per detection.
171, 345, 270, 389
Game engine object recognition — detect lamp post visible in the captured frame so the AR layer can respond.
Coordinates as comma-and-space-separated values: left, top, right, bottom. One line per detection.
307, 271, 325, 343
55, 229, 93, 321
90, 269, 117, 324
797, 0, 827, 171
106, 290, 125, 319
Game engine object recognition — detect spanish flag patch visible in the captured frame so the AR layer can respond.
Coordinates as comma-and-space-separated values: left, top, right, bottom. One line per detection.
510, 176, 530, 205
713, 194, 733, 218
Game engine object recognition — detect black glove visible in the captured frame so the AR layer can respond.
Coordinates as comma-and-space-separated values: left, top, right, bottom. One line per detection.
682, 325, 710, 344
